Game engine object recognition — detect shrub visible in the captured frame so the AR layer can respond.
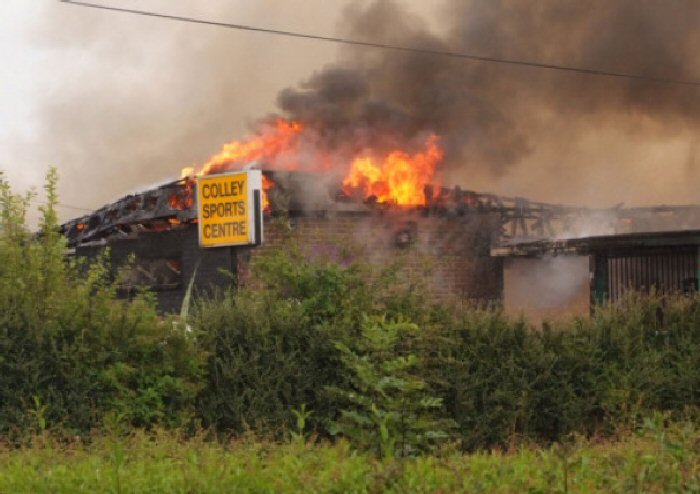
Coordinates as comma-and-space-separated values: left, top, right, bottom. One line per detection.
443, 294, 700, 450
0, 169, 203, 436
4, 170, 700, 455
192, 231, 443, 440
328, 315, 454, 458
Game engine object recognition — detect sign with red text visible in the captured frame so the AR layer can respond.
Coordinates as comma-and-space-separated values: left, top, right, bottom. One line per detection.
196, 170, 263, 247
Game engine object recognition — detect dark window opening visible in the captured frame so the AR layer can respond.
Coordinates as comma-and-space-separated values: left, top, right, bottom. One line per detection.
117, 257, 182, 293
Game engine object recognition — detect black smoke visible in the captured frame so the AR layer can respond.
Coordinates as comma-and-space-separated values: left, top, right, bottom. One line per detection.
275, 0, 700, 183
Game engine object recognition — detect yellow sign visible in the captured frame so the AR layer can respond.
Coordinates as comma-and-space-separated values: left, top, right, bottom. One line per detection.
196, 170, 263, 247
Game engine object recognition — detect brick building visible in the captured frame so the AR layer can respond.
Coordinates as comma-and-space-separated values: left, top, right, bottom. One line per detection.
64, 174, 504, 313
63, 173, 700, 316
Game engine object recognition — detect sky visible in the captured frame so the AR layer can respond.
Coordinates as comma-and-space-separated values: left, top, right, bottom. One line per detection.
1, 1, 699, 225
0, 1, 409, 220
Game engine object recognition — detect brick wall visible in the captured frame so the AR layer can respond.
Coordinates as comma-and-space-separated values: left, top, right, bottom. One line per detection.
239, 210, 503, 303
75, 210, 503, 312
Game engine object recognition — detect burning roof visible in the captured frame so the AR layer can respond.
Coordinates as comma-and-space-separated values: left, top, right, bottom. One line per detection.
60, 117, 700, 249
60, 167, 700, 252
180, 117, 443, 207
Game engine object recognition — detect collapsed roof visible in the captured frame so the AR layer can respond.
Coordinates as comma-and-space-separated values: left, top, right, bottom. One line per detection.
60, 170, 700, 249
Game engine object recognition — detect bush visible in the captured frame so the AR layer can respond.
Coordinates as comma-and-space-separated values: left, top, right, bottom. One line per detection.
192, 231, 445, 440
443, 294, 700, 450
191, 223, 700, 452
0, 169, 203, 436
328, 315, 454, 458
4, 170, 700, 454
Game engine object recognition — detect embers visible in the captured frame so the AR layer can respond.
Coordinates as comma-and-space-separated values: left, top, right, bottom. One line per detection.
168, 178, 195, 211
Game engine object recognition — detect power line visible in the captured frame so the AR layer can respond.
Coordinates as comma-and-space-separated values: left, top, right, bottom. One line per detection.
59, 0, 700, 88
50, 202, 95, 212
29, 198, 95, 212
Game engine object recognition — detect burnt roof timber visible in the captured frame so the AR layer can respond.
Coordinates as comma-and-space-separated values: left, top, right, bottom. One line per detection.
59, 171, 700, 248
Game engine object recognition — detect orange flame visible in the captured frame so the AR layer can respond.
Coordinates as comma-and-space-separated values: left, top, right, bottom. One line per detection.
341, 135, 442, 205
262, 175, 274, 212
168, 178, 195, 210
181, 118, 304, 178
181, 118, 443, 209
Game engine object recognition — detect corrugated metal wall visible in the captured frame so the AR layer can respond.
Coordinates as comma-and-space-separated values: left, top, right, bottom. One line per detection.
606, 248, 698, 302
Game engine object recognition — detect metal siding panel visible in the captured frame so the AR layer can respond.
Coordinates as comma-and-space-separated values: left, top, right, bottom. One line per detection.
673, 253, 679, 291
673, 253, 680, 291
669, 254, 675, 292
687, 251, 695, 291
616, 257, 620, 302
608, 257, 615, 302
611, 257, 618, 302
620, 257, 625, 299
616, 257, 621, 301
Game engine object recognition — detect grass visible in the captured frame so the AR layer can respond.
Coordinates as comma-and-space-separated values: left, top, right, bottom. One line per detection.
1, 417, 699, 493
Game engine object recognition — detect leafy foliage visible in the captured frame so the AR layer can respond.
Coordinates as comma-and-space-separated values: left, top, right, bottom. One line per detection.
0, 169, 203, 436
4, 171, 700, 458
328, 315, 453, 458
2, 419, 700, 493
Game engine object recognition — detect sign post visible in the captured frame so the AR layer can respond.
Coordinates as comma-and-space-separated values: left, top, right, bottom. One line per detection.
196, 170, 263, 248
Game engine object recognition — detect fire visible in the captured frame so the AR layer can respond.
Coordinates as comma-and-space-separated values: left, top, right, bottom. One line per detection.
181, 118, 304, 178
168, 178, 195, 210
262, 174, 274, 212
342, 135, 443, 205
180, 117, 444, 209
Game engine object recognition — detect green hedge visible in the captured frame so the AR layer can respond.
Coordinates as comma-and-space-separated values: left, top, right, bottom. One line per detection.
3, 170, 700, 453
193, 234, 700, 450
0, 170, 202, 437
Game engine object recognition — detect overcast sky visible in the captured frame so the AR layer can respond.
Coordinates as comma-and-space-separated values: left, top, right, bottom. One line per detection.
1, 1, 426, 220
2, 1, 700, 225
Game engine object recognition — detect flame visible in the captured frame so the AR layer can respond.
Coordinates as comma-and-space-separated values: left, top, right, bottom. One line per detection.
180, 117, 444, 209
168, 178, 195, 210
262, 174, 274, 212
181, 118, 304, 178
342, 135, 443, 205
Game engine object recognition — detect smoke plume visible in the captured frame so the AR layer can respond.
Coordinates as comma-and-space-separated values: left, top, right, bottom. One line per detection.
15, 0, 700, 217
274, 0, 700, 201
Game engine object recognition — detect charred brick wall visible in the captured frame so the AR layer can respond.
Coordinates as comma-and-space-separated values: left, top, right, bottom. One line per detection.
75, 210, 503, 312
76, 224, 235, 313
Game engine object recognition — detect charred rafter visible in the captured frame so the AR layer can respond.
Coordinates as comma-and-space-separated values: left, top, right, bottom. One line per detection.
422, 184, 700, 244
60, 173, 700, 248
60, 178, 196, 247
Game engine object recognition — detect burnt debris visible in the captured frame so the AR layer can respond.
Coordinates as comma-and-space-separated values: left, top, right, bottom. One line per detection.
61, 172, 700, 249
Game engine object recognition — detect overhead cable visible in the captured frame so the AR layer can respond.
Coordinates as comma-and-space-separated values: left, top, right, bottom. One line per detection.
59, 0, 700, 87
